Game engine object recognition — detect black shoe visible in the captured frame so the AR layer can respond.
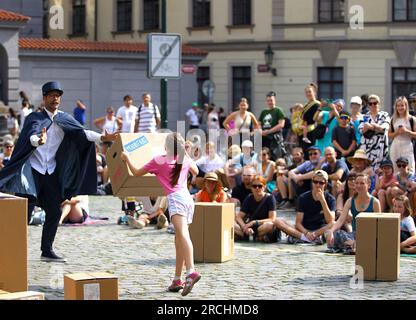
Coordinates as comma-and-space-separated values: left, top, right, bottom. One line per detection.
41, 251, 67, 263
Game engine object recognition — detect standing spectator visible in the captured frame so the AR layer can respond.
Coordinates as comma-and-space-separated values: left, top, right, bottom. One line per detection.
361, 94, 369, 115
350, 96, 363, 145
258, 91, 286, 160
19, 91, 34, 109
186, 102, 200, 130
195, 172, 227, 203
198, 103, 209, 134
135, 93, 161, 133
358, 94, 390, 173
285, 170, 335, 245
0, 140, 14, 169
388, 96, 416, 173
94, 106, 122, 155
300, 83, 321, 153
7, 108, 19, 139
235, 176, 280, 243
218, 107, 226, 129
20, 100, 33, 129
73, 99, 87, 126
314, 99, 342, 155
326, 173, 381, 254
207, 104, 220, 131
332, 110, 357, 161
223, 97, 260, 144
409, 92, 416, 115
320, 147, 349, 196
117, 95, 138, 133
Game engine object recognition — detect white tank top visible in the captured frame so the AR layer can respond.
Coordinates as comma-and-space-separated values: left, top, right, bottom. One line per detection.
234, 112, 252, 132
103, 116, 117, 134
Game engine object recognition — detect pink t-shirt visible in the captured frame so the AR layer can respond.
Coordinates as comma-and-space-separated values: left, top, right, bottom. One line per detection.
143, 155, 191, 195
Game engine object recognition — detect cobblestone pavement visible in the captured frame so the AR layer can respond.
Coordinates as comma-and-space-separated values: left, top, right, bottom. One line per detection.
28, 196, 416, 300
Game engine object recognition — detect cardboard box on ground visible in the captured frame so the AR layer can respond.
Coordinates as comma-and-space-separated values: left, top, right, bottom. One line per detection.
107, 133, 169, 197
64, 272, 118, 300
356, 212, 400, 281
190, 203, 235, 263
0, 193, 28, 292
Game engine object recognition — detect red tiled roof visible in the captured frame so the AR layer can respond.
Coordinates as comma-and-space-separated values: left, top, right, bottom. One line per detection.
0, 9, 30, 22
19, 38, 207, 56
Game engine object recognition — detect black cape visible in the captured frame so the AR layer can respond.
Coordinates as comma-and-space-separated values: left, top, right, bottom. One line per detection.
0, 110, 97, 200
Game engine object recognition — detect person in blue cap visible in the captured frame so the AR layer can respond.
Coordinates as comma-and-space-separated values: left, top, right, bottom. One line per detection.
0, 81, 118, 263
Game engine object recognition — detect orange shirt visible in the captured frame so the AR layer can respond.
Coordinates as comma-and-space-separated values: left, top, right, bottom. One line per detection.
196, 189, 226, 202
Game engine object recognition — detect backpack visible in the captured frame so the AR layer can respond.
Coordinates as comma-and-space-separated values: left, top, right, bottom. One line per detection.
312, 115, 335, 140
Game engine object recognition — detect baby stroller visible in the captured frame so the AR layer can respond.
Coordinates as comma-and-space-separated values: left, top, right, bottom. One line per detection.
117, 197, 143, 225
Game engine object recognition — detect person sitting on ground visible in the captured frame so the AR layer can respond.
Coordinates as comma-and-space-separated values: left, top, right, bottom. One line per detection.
281, 146, 324, 209
224, 144, 242, 189
332, 110, 357, 161
325, 173, 381, 254
195, 141, 226, 189
195, 172, 228, 203
391, 195, 416, 254
256, 147, 276, 192
389, 157, 416, 211
96, 144, 109, 188
278, 170, 335, 245
127, 196, 169, 229
347, 149, 376, 193
230, 166, 256, 208
59, 195, 89, 224
320, 147, 349, 197
235, 176, 280, 243
336, 172, 357, 230
372, 159, 398, 211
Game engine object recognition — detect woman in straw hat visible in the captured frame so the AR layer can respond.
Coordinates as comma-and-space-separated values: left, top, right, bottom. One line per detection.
347, 149, 376, 193
195, 172, 228, 203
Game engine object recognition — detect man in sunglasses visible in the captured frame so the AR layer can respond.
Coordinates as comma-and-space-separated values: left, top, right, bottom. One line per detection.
286, 170, 335, 244
282, 146, 324, 209
0, 140, 14, 169
332, 110, 357, 161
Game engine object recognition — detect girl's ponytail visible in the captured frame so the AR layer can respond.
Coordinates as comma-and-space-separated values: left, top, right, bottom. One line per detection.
167, 133, 186, 187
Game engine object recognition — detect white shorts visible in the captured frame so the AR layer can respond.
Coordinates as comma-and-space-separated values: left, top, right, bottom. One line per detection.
167, 189, 195, 224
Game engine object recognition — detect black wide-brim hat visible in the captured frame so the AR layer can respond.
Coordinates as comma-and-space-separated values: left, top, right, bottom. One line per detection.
42, 81, 64, 96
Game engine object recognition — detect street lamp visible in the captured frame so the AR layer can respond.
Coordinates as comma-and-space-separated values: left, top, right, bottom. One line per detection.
264, 44, 277, 76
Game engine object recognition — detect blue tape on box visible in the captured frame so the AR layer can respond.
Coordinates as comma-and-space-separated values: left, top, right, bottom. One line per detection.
123, 136, 149, 153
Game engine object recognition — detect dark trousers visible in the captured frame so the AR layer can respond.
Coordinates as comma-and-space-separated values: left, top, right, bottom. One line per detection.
25, 169, 63, 253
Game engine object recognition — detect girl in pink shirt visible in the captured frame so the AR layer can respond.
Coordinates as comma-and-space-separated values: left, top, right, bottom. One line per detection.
121, 132, 200, 296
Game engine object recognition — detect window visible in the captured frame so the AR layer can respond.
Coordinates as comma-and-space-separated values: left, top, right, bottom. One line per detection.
393, 0, 416, 21
193, 0, 211, 27
197, 67, 210, 106
143, 0, 160, 30
232, 67, 251, 110
319, 0, 345, 23
72, 0, 86, 35
232, 0, 251, 25
317, 67, 344, 100
117, 0, 132, 32
392, 68, 416, 105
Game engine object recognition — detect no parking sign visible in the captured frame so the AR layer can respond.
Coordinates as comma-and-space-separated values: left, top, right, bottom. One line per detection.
147, 33, 182, 79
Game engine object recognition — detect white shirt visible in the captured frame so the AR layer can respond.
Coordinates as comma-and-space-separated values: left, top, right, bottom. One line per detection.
20, 107, 32, 128
117, 105, 138, 133
195, 154, 225, 173
29, 109, 102, 175
137, 196, 166, 214
186, 108, 199, 126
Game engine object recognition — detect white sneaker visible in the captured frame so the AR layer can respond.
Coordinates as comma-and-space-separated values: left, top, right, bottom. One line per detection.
156, 214, 168, 229
127, 216, 145, 229
302, 137, 312, 144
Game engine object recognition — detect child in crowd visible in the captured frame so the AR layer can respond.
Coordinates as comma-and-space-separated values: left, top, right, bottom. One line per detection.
372, 159, 398, 211
121, 132, 200, 296
291, 103, 306, 140
392, 195, 416, 253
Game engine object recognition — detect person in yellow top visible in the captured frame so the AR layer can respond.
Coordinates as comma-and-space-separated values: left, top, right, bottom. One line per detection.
291, 103, 305, 137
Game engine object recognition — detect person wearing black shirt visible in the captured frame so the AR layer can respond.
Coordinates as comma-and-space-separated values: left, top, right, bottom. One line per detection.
230, 166, 255, 207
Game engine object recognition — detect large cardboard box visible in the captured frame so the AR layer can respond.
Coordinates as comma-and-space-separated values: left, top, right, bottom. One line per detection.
190, 203, 235, 263
356, 212, 400, 281
64, 272, 118, 300
0, 291, 45, 300
107, 133, 169, 197
0, 193, 28, 292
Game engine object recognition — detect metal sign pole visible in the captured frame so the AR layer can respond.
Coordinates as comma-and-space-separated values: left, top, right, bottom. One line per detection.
161, 0, 168, 129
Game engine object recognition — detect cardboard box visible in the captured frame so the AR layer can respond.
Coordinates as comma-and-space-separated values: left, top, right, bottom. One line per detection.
0, 291, 45, 300
64, 272, 118, 300
0, 193, 28, 292
356, 212, 400, 281
107, 133, 169, 197
190, 203, 235, 263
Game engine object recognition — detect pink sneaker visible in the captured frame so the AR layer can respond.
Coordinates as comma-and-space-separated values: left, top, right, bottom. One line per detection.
181, 272, 201, 296
167, 279, 184, 292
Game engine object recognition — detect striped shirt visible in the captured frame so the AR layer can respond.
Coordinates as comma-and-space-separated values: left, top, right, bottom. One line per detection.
138, 103, 160, 133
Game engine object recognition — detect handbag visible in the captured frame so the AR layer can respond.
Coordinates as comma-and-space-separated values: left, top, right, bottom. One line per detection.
312, 115, 334, 140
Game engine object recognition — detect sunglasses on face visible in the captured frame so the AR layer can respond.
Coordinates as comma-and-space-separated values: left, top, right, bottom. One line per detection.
368, 102, 378, 106
312, 180, 326, 186
397, 164, 408, 168
251, 184, 264, 189
5, 145, 13, 149
340, 116, 350, 120
107, 111, 114, 114
309, 152, 319, 156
